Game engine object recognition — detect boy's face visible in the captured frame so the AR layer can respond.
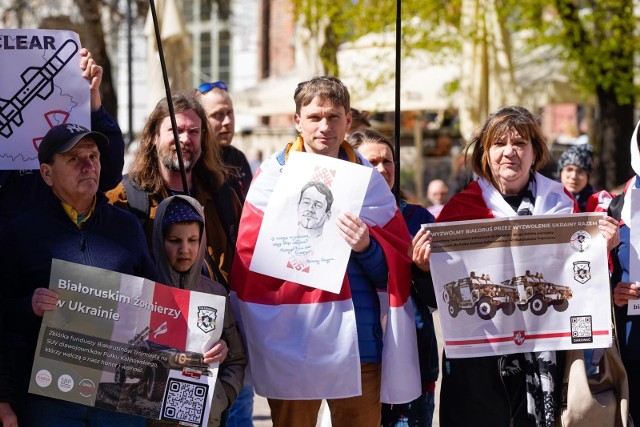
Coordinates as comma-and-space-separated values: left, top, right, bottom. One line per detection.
164, 222, 201, 273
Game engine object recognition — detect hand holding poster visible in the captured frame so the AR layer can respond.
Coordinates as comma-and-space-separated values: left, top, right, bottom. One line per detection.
30, 259, 225, 426
424, 213, 611, 358
249, 150, 372, 293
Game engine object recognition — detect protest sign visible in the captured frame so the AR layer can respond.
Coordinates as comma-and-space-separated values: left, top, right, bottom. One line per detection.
250, 150, 372, 293
30, 259, 225, 426
424, 212, 611, 358
0, 29, 89, 170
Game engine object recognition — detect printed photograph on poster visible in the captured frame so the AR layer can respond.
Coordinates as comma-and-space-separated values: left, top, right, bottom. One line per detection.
424, 212, 612, 358
250, 150, 372, 293
0, 29, 90, 170
29, 259, 225, 426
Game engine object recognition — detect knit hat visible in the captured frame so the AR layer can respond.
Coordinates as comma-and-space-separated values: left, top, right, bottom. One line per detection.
162, 198, 203, 234
558, 145, 593, 174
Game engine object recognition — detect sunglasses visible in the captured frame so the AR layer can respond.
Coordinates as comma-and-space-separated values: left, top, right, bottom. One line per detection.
197, 81, 228, 93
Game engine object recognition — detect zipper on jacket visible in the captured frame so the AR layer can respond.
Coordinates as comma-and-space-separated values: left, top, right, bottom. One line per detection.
79, 230, 87, 251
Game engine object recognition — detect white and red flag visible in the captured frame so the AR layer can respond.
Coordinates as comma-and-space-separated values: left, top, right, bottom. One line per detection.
231, 139, 421, 403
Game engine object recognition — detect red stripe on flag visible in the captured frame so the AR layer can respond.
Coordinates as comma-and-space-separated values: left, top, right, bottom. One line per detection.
368, 209, 412, 307
445, 329, 610, 346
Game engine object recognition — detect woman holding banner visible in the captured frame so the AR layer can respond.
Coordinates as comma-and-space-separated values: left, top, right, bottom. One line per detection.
437, 106, 619, 427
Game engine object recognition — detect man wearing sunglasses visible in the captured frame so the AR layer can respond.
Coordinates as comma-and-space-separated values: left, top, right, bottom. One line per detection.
195, 81, 253, 202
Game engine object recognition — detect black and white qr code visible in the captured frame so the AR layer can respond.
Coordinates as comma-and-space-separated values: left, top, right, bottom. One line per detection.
161, 378, 208, 426
570, 315, 593, 344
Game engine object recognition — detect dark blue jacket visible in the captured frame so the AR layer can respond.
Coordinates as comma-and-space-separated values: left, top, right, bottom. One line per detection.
0, 107, 125, 236
0, 192, 157, 407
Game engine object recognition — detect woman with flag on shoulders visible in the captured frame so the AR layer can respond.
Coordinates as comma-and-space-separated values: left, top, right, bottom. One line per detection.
437, 106, 619, 427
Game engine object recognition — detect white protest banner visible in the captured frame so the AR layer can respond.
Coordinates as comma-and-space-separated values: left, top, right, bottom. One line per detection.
424, 212, 611, 358
627, 187, 640, 315
250, 150, 372, 293
30, 259, 225, 426
0, 29, 89, 169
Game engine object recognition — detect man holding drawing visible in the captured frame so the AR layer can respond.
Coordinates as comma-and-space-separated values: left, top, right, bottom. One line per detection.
0, 124, 156, 425
231, 76, 419, 427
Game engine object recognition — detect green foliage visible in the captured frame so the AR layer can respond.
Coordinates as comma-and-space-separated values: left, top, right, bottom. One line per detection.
502, 0, 639, 105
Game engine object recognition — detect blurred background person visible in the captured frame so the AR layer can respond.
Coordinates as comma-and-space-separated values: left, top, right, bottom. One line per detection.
195, 81, 252, 202
425, 179, 449, 218
346, 108, 372, 138
558, 145, 594, 212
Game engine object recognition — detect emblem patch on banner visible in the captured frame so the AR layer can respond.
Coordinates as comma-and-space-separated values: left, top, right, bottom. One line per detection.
569, 230, 592, 252
513, 330, 526, 346
197, 306, 217, 333
573, 261, 591, 284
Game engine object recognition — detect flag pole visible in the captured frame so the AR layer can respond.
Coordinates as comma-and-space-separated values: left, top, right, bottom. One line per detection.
393, 0, 402, 204
149, 0, 190, 195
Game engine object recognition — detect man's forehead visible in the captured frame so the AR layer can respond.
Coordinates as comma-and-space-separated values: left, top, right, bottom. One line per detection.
204, 90, 232, 104
67, 139, 99, 152
162, 110, 201, 126
300, 97, 346, 115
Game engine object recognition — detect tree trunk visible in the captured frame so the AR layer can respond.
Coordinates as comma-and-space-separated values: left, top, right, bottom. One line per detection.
594, 88, 634, 191
74, 0, 117, 118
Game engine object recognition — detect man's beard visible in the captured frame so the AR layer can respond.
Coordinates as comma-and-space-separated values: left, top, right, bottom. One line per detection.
160, 151, 199, 172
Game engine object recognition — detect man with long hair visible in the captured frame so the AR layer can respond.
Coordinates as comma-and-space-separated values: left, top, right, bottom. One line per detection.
107, 93, 241, 289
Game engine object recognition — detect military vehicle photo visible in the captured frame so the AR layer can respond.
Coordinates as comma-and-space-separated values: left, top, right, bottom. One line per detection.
442, 270, 572, 320
114, 326, 211, 401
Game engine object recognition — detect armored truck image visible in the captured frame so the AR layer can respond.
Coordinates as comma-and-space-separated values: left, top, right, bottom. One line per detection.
114, 326, 210, 400
442, 271, 572, 320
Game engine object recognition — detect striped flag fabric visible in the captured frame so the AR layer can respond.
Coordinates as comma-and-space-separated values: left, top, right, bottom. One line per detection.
230, 143, 421, 404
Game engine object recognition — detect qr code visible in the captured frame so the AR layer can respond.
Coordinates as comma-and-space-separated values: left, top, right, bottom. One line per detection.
161, 378, 208, 425
570, 315, 593, 344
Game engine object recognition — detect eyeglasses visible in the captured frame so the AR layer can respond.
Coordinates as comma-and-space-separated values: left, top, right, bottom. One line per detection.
197, 81, 228, 93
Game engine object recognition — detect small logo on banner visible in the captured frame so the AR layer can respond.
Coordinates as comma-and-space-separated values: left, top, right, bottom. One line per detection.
57, 374, 74, 392
287, 256, 310, 273
573, 261, 591, 284
513, 330, 526, 346
569, 230, 592, 252
311, 166, 337, 187
197, 306, 217, 333
78, 378, 96, 398
35, 369, 52, 388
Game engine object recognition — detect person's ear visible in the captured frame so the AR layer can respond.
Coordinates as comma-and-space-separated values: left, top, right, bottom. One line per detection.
40, 163, 53, 187
294, 114, 302, 133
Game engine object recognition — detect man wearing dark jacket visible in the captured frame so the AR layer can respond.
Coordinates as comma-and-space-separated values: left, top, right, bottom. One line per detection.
0, 48, 125, 236
0, 124, 157, 426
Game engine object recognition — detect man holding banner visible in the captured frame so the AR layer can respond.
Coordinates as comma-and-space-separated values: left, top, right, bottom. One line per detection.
0, 124, 156, 425
231, 76, 419, 427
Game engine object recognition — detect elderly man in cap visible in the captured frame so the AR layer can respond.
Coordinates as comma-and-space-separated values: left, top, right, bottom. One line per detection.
0, 124, 156, 426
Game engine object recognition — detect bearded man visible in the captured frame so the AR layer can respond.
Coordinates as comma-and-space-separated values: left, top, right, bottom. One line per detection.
107, 93, 241, 288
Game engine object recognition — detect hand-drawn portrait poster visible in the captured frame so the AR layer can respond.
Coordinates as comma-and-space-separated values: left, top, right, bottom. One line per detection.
0, 29, 89, 169
250, 151, 372, 293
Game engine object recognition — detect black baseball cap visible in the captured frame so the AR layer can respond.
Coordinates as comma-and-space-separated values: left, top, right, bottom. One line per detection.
38, 123, 109, 164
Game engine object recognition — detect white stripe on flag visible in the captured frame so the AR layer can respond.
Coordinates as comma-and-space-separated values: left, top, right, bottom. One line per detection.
236, 299, 362, 399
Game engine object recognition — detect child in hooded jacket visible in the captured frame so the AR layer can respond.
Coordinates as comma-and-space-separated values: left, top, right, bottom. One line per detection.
152, 195, 247, 426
